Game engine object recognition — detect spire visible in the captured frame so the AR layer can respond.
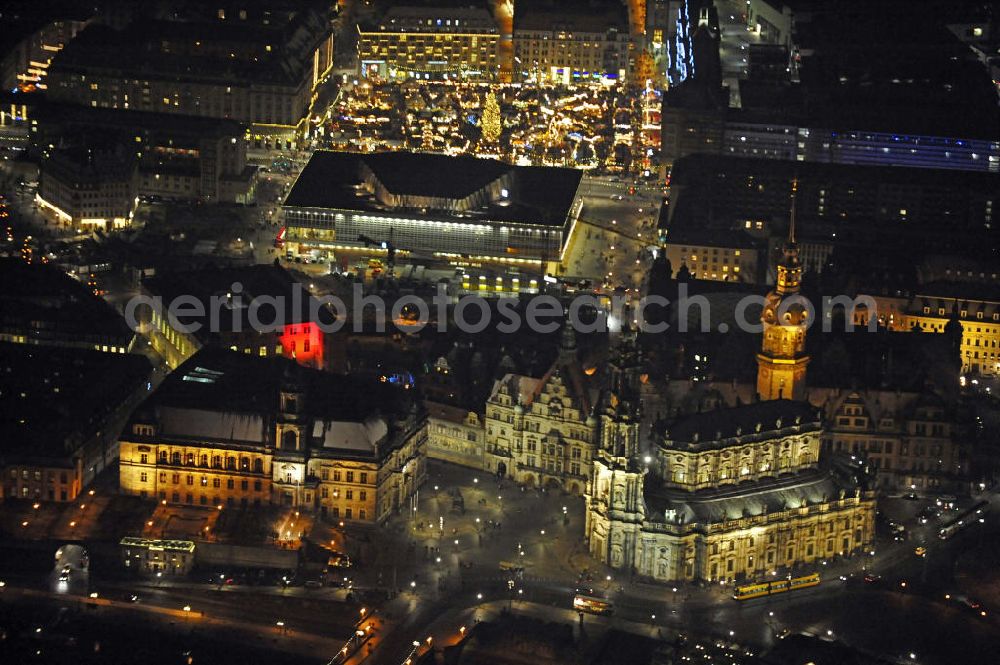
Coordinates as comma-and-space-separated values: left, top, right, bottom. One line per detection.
788, 177, 798, 246
778, 176, 801, 285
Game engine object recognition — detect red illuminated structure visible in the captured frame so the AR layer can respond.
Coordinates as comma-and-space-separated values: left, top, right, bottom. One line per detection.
279, 322, 324, 369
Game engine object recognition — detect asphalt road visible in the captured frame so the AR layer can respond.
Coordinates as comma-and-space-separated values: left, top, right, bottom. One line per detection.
321, 462, 1000, 665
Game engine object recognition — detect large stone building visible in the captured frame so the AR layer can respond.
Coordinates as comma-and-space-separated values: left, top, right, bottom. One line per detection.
118, 348, 426, 524
862, 282, 1000, 378
513, 1, 631, 85
425, 401, 486, 470
0, 1, 91, 93
661, 228, 763, 284
0, 258, 136, 354
46, 0, 335, 148
820, 390, 964, 493
584, 209, 877, 583
0, 97, 256, 206
484, 327, 599, 495
586, 400, 876, 582
1, 343, 151, 503
357, 5, 500, 81
37, 143, 139, 230
137, 264, 334, 370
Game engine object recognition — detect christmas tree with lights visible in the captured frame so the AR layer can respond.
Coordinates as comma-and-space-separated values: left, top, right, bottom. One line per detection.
480, 90, 501, 146
421, 121, 435, 151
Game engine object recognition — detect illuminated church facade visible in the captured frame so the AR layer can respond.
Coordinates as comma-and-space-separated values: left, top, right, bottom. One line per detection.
584, 189, 877, 583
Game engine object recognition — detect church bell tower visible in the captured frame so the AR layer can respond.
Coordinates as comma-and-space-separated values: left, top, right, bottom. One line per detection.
757, 179, 810, 401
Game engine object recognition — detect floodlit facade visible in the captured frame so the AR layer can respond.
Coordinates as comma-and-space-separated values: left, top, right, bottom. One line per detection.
120, 537, 196, 576
118, 349, 426, 524
37, 144, 139, 230
358, 6, 500, 81
585, 201, 876, 583
425, 403, 486, 470
586, 399, 876, 582
513, 5, 631, 84
662, 229, 761, 283
902, 289, 1000, 378
484, 327, 599, 496
756, 200, 810, 402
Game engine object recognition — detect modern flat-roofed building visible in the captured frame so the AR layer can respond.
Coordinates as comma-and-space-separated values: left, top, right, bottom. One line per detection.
358, 5, 500, 81
118, 347, 426, 523
119, 537, 196, 576
282, 150, 584, 269
664, 154, 1000, 275
662, 3, 1000, 172
513, 1, 631, 84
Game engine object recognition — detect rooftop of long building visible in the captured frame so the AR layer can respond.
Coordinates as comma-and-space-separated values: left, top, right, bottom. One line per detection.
283, 150, 582, 227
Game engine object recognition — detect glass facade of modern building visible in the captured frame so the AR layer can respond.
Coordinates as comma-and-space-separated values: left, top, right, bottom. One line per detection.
722, 123, 1000, 172
283, 207, 569, 262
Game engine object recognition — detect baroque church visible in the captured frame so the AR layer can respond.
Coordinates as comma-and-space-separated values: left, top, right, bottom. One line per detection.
584, 190, 878, 583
